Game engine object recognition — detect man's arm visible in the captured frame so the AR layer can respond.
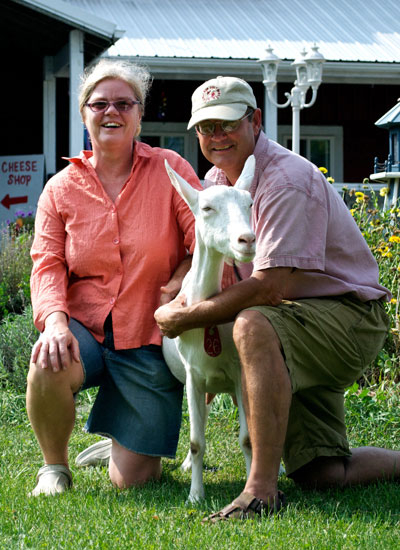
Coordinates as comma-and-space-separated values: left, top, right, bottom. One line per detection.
155, 266, 292, 338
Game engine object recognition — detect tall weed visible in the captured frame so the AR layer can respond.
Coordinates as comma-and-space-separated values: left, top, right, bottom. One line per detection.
344, 184, 400, 382
0, 305, 38, 393
0, 227, 33, 320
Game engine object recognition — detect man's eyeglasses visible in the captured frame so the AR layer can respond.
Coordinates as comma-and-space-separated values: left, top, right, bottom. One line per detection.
195, 111, 252, 136
85, 99, 141, 113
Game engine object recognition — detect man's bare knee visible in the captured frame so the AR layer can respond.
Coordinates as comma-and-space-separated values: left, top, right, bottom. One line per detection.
233, 310, 281, 352
290, 457, 347, 490
233, 310, 275, 343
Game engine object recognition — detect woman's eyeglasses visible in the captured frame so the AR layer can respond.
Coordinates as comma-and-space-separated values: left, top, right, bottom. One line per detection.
85, 99, 141, 113
195, 112, 252, 136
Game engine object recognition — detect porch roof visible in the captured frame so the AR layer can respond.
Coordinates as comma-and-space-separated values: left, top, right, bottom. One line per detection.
65, 0, 400, 64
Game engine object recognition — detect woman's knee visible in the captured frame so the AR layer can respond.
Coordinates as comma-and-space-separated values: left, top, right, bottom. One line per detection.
27, 360, 83, 395
27, 361, 55, 390
109, 444, 162, 489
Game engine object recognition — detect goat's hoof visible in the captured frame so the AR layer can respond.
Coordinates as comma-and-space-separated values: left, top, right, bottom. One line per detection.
187, 492, 204, 504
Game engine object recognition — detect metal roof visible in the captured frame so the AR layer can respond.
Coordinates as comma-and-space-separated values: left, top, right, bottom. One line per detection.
63, 0, 400, 63
14, 0, 123, 41
5, 0, 123, 62
375, 100, 400, 128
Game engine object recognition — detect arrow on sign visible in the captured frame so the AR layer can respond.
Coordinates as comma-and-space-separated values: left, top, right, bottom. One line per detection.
1, 194, 28, 209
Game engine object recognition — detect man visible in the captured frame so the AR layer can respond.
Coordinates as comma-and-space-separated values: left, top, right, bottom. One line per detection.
78, 76, 399, 520
154, 76, 400, 521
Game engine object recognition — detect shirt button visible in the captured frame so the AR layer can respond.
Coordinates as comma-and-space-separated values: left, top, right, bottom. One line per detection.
113, 238, 120, 245
110, 297, 115, 305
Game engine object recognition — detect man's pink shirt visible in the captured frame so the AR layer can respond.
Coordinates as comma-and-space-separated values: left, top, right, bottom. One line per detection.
205, 133, 390, 302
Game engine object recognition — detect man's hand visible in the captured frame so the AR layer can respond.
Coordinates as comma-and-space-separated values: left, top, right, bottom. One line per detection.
154, 295, 188, 338
156, 268, 293, 339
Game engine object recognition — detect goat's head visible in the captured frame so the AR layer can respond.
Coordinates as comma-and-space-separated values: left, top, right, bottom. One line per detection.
165, 156, 256, 263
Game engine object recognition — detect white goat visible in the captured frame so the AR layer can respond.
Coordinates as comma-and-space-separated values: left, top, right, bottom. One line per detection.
160, 155, 256, 503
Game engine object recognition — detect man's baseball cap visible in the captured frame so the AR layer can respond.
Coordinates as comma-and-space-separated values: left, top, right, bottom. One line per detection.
187, 76, 257, 129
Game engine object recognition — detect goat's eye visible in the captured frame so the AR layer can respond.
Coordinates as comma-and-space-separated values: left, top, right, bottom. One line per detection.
201, 206, 214, 212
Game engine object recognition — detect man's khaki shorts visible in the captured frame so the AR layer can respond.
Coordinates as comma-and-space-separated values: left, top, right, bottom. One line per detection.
248, 295, 390, 475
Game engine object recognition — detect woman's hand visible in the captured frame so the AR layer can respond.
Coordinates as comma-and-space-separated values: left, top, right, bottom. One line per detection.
159, 281, 181, 307
30, 312, 80, 373
159, 255, 192, 306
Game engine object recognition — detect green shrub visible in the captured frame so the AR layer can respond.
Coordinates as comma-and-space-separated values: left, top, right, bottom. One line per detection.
0, 227, 33, 320
0, 305, 38, 393
343, 184, 400, 382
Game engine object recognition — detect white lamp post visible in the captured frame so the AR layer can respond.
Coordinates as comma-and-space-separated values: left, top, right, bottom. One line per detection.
258, 45, 325, 155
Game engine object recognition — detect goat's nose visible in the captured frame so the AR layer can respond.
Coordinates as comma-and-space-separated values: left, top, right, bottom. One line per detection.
238, 232, 256, 246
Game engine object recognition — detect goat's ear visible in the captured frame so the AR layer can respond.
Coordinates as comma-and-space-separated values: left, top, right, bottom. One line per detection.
165, 160, 198, 209
235, 154, 255, 192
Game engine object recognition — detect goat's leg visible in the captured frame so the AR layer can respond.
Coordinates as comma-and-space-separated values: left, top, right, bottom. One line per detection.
181, 400, 211, 472
236, 385, 285, 478
235, 386, 252, 477
186, 373, 207, 502
181, 449, 192, 472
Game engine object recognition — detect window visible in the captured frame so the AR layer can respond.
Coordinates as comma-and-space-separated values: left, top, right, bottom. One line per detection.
278, 125, 343, 181
391, 132, 398, 163
141, 122, 198, 172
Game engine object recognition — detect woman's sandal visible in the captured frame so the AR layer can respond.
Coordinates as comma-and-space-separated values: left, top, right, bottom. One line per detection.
202, 491, 286, 523
29, 464, 73, 497
75, 438, 112, 468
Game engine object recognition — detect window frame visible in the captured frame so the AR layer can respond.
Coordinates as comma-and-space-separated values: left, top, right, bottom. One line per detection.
277, 125, 343, 182
140, 122, 198, 172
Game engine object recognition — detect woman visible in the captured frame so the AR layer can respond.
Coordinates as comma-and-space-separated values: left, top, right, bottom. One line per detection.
27, 59, 200, 496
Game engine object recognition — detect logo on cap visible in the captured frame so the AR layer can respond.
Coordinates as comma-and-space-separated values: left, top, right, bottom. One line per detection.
202, 86, 221, 103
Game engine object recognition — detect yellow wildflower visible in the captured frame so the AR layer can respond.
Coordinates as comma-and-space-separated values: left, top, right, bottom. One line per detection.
327, 176, 335, 184
377, 245, 392, 257
350, 209, 356, 216
389, 235, 400, 243
390, 298, 397, 304
380, 187, 390, 197
355, 191, 366, 203
319, 166, 328, 174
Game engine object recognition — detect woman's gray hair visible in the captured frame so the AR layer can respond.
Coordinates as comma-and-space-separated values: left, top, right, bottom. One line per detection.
79, 58, 152, 117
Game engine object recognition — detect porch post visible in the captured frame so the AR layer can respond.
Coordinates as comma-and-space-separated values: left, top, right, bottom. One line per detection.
43, 56, 57, 178
69, 30, 84, 156
264, 86, 278, 142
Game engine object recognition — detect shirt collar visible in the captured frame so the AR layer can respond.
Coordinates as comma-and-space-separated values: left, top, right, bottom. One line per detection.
63, 140, 154, 168
62, 150, 93, 165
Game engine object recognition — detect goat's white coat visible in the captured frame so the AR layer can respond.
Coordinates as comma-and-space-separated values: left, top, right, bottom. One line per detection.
161, 156, 256, 502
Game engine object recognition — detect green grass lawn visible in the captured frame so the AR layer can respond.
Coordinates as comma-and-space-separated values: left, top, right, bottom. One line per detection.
1, 389, 399, 550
